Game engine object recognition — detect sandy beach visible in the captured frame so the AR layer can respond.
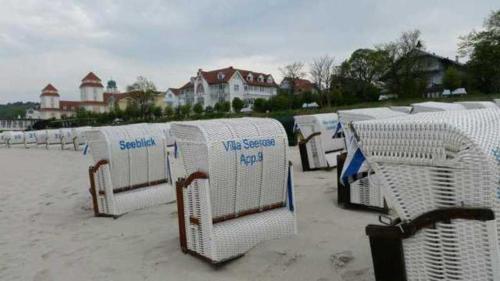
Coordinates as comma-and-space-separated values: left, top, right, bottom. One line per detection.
0, 146, 378, 281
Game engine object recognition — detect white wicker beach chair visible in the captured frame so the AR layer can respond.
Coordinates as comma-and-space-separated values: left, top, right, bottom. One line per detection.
337, 107, 409, 212
71, 126, 92, 150
45, 129, 62, 149
0, 132, 6, 146
4, 131, 25, 148
84, 123, 175, 217
294, 113, 345, 171
411, 101, 466, 113
35, 130, 48, 147
353, 108, 500, 281
455, 101, 498, 109
59, 128, 74, 150
23, 131, 37, 148
172, 118, 297, 264
151, 123, 175, 147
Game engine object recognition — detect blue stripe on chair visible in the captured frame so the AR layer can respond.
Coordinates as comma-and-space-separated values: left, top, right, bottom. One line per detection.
287, 164, 294, 212
341, 149, 366, 186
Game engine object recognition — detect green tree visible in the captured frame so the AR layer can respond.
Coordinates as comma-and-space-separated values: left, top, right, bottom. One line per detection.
269, 94, 290, 111
180, 104, 191, 118
459, 10, 500, 93
231, 97, 244, 113
152, 106, 163, 118
443, 67, 462, 90
378, 29, 428, 98
163, 106, 174, 118
124, 101, 140, 120
205, 106, 214, 114
253, 98, 268, 113
214, 101, 230, 113
126, 76, 159, 119
193, 103, 204, 114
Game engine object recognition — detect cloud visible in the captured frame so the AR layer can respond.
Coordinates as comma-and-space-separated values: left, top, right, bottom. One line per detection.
0, 0, 497, 102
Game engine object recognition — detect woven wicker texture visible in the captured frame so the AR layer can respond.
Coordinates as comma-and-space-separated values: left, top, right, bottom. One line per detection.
354, 108, 500, 280
172, 118, 297, 262
23, 131, 37, 148
84, 123, 175, 216
411, 101, 466, 113
338, 107, 408, 208
151, 123, 175, 146
456, 101, 499, 109
4, 131, 25, 146
35, 130, 47, 145
72, 126, 92, 149
46, 129, 62, 146
294, 113, 345, 168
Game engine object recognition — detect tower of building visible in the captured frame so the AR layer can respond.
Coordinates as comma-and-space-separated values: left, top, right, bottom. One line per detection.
80, 72, 104, 102
39, 83, 60, 119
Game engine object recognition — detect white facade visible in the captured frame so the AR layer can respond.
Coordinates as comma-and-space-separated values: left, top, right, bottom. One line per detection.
184, 67, 277, 110
165, 89, 181, 108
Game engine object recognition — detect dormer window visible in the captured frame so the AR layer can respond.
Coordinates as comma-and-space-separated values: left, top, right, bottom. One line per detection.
267, 76, 273, 83
217, 72, 225, 81
258, 75, 264, 82
247, 73, 253, 81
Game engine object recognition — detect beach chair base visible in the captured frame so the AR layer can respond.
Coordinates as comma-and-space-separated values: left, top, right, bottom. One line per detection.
366, 208, 495, 281
336, 153, 388, 213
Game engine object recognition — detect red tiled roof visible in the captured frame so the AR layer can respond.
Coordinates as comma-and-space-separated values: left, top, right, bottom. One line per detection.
80, 72, 103, 88
80, 82, 104, 88
40, 83, 60, 97
81, 72, 101, 82
168, 88, 181, 96
293, 78, 315, 93
179, 81, 194, 90
199, 67, 277, 87
79, 100, 107, 106
42, 83, 58, 92
59, 101, 81, 111
103, 92, 127, 104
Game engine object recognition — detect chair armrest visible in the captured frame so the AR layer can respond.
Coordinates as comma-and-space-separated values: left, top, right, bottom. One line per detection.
298, 132, 321, 145
176, 171, 209, 252
88, 159, 110, 216
366, 207, 495, 239
366, 207, 495, 281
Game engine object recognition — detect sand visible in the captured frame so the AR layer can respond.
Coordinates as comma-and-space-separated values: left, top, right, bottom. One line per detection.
0, 146, 378, 281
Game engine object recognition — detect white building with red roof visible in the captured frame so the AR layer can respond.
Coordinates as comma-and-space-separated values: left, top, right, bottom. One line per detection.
36, 72, 123, 119
174, 66, 277, 109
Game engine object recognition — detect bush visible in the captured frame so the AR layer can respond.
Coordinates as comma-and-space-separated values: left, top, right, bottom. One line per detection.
232, 97, 245, 113
193, 103, 204, 114
205, 106, 214, 114
180, 104, 191, 118
163, 106, 174, 118
253, 98, 269, 113
214, 101, 230, 113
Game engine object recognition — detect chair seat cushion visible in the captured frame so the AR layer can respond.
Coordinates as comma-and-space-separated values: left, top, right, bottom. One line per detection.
114, 183, 175, 215
212, 207, 296, 262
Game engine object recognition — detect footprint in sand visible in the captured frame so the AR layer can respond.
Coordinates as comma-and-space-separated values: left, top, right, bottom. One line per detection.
33, 269, 52, 281
341, 268, 374, 281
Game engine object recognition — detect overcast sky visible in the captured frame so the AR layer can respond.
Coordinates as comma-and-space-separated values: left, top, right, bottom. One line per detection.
0, 0, 498, 103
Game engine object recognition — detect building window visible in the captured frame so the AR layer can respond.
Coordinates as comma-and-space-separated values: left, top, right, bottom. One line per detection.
93, 88, 98, 100
234, 84, 239, 91
244, 85, 248, 91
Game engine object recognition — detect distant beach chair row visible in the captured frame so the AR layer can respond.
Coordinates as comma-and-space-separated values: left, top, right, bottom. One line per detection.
0, 126, 92, 150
